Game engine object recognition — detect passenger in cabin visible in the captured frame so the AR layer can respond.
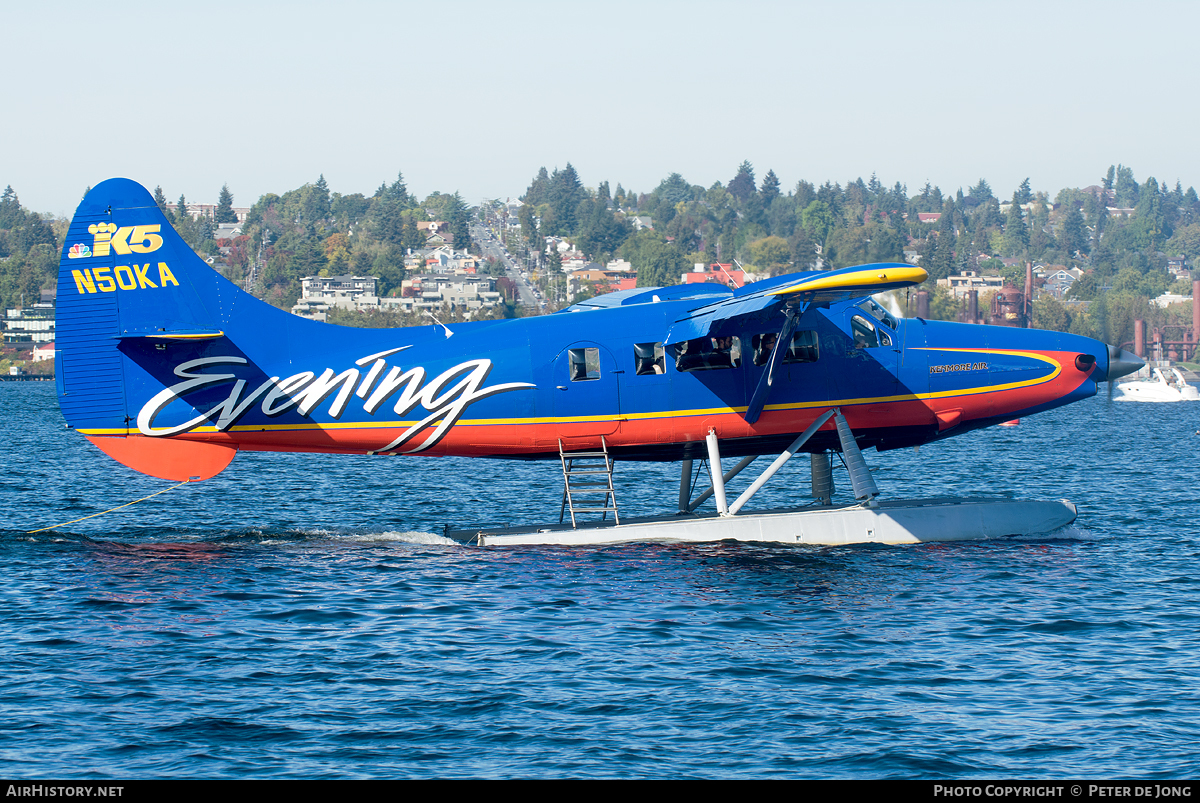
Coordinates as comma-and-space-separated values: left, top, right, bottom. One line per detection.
674, 338, 709, 371
710, 336, 735, 368
752, 333, 777, 366
675, 337, 739, 371
634, 342, 665, 375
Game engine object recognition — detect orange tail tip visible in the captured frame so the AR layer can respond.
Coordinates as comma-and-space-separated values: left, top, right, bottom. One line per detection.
85, 435, 238, 481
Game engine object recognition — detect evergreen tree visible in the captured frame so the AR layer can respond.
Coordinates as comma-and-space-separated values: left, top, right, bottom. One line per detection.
371, 174, 414, 246
546, 164, 586, 235
1115, 165, 1139, 207
793, 180, 816, 210
968, 178, 993, 202
174, 193, 197, 242
518, 203, 539, 248
378, 172, 411, 208
0, 186, 21, 230
215, 183, 237, 224
760, 170, 781, 206
402, 213, 423, 252
523, 167, 551, 206
577, 182, 631, 257
444, 191, 471, 251
1002, 193, 1029, 255
10, 212, 56, 254
868, 173, 883, 199
1135, 176, 1164, 242
288, 238, 328, 276
1014, 178, 1033, 204
302, 175, 331, 225
153, 186, 169, 216
1060, 205, 1087, 257
727, 161, 756, 202
816, 182, 844, 220
1094, 198, 1109, 235
927, 209, 957, 281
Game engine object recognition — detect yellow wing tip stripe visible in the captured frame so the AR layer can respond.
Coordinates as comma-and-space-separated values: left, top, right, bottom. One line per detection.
768, 266, 928, 296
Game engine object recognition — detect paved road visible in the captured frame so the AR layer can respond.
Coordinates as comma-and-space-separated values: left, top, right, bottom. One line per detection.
472, 224, 540, 309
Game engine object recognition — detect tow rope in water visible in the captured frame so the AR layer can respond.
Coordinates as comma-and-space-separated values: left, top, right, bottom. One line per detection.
26, 480, 191, 534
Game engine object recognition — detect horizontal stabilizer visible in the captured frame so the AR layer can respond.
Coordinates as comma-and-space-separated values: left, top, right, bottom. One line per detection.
85, 435, 238, 481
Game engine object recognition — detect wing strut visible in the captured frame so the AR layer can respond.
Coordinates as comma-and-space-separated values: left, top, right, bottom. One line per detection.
743, 302, 805, 424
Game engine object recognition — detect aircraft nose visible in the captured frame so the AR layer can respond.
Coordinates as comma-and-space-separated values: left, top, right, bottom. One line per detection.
1104, 344, 1144, 382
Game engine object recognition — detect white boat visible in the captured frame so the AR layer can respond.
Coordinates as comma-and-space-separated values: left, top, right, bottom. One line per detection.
1116, 367, 1200, 402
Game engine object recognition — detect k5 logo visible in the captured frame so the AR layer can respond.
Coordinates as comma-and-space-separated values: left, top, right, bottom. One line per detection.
84, 223, 164, 257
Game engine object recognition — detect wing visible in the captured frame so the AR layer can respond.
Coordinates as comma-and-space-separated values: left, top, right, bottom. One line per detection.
662, 263, 927, 424
664, 263, 926, 346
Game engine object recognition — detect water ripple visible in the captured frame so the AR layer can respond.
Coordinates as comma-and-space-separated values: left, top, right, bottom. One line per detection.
1, 384, 1199, 777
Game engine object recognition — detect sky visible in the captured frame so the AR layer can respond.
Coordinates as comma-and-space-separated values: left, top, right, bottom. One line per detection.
5, 0, 1199, 217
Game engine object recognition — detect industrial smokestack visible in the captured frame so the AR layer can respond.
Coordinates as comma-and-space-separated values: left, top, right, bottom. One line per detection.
968, 289, 978, 324
1193, 279, 1199, 361
916, 289, 930, 318
1134, 318, 1144, 359
1025, 261, 1033, 328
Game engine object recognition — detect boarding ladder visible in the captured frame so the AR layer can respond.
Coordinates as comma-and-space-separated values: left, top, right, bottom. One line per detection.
559, 437, 620, 528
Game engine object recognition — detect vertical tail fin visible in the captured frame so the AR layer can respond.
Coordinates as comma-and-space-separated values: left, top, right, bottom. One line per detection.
56, 177, 247, 480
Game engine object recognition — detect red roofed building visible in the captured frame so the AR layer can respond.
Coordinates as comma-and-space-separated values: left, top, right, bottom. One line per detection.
681, 263, 746, 289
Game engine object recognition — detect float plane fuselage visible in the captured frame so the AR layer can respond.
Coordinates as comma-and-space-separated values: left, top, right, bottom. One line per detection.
55, 179, 1140, 489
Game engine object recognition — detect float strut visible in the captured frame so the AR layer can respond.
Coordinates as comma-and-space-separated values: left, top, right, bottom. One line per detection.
811, 452, 834, 505
678, 458, 693, 513
834, 410, 880, 506
688, 454, 758, 513
728, 408, 836, 515
705, 428, 728, 515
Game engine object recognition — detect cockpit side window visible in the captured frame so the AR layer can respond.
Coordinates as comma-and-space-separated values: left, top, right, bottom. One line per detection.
672, 336, 742, 372
634, 342, 665, 375
850, 315, 882, 349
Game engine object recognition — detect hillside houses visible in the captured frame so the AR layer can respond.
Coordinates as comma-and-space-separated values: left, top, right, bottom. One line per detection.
292, 273, 502, 322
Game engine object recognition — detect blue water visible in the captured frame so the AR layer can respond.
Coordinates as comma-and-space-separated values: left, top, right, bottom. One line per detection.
2, 381, 1199, 779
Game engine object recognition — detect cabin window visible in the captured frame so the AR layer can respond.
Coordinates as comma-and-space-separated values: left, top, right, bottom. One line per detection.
788, 330, 820, 362
634, 342, 665, 375
671, 336, 742, 372
569, 347, 600, 381
751, 330, 820, 366
850, 315, 891, 349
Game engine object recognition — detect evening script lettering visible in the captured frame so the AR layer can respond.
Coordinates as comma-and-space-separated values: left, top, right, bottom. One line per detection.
136, 348, 534, 453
